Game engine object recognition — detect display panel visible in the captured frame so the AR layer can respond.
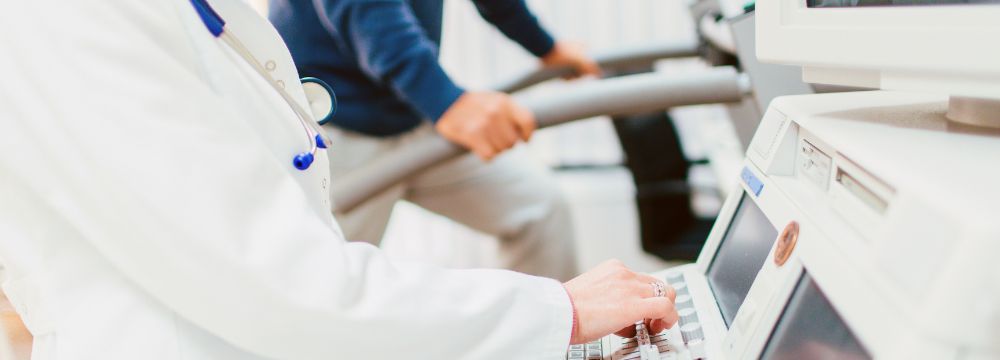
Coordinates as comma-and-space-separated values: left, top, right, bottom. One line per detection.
706, 192, 779, 328
760, 273, 871, 360
807, 0, 1000, 7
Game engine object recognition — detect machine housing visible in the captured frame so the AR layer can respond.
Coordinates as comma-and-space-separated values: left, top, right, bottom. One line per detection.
580, 91, 1000, 359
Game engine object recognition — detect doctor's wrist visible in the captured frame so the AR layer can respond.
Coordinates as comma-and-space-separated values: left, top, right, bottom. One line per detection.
563, 284, 580, 345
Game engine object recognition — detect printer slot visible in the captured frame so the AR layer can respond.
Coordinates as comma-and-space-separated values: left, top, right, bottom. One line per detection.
835, 169, 889, 215
828, 156, 895, 241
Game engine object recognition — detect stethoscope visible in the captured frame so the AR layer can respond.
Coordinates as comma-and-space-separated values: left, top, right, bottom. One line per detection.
189, 0, 336, 171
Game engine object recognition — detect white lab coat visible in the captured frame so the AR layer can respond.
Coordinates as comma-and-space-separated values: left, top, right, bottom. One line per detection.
0, 0, 572, 359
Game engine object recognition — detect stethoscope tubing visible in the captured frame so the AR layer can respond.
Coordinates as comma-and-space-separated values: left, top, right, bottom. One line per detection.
189, 0, 332, 170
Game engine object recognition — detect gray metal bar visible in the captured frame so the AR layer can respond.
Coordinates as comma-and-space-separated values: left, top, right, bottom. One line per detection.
493, 40, 700, 93
332, 67, 745, 214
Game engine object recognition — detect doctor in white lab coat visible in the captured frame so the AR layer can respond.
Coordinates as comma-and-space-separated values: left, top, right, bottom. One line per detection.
0, 0, 677, 359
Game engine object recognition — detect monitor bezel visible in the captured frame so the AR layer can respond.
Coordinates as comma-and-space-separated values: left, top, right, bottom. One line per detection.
729, 192, 884, 359
704, 191, 780, 329
755, 0, 1000, 99
690, 163, 802, 358
694, 165, 782, 330
705, 192, 748, 276
757, 271, 872, 360
684, 162, 881, 359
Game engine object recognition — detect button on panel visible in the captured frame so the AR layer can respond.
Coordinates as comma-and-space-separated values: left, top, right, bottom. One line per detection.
666, 272, 684, 284
678, 307, 698, 325
680, 322, 704, 344
796, 139, 831, 190
674, 294, 692, 309
671, 281, 689, 296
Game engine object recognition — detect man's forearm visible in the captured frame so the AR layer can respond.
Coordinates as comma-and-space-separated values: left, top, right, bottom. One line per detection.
473, 0, 556, 57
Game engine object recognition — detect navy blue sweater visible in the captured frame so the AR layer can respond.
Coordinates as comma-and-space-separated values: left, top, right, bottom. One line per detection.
269, 0, 556, 136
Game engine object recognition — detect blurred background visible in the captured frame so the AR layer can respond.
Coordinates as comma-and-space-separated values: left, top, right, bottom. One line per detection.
252, 0, 740, 273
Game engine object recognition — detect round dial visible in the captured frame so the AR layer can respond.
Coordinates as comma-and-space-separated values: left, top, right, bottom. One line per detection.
680, 322, 704, 344
674, 294, 693, 309
678, 307, 698, 324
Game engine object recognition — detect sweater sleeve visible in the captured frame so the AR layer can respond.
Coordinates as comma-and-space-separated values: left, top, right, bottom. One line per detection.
472, 0, 556, 57
312, 0, 464, 122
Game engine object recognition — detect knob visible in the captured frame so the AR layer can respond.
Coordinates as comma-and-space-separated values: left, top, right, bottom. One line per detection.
674, 294, 692, 309
678, 307, 698, 325
671, 281, 688, 295
680, 322, 704, 344
666, 272, 684, 283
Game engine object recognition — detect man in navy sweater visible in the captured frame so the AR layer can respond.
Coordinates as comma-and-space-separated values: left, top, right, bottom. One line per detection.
270, 0, 599, 280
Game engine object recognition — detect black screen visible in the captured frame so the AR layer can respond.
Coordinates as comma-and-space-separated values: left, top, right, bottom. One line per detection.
706, 193, 778, 328
808, 0, 1000, 7
760, 273, 871, 360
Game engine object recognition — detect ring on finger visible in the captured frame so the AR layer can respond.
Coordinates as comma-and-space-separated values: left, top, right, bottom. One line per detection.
650, 281, 666, 297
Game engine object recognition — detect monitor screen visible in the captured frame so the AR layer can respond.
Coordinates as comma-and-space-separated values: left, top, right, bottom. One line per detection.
706, 192, 779, 328
760, 273, 871, 360
808, 0, 1000, 7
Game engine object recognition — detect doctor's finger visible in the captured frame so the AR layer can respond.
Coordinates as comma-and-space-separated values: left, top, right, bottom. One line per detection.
630, 296, 677, 327
614, 318, 652, 338
649, 318, 672, 335
634, 274, 674, 301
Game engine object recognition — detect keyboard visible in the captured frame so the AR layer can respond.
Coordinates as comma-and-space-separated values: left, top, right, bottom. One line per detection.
567, 340, 604, 360
565, 271, 705, 360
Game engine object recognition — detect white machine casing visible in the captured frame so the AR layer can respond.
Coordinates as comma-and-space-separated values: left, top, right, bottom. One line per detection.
754, 0, 1000, 100
741, 90, 1000, 359
597, 90, 1000, 360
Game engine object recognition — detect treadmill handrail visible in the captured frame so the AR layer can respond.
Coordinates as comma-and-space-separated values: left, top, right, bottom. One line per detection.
493, 39, 700, 94
331, 67, 747, 214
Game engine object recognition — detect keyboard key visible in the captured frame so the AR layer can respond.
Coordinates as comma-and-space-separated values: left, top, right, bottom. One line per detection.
568, 350, 585, 359
587, 343, 601, 351
570, 345, 585, 351
613, 352, 641, 360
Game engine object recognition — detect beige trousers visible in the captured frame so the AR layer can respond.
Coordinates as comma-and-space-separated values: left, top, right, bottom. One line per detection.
326, 123, 578, 281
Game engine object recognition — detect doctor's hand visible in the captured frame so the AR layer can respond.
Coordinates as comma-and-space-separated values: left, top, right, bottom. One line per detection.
563, 259, 678, 345
541, 41, 602, 80
435, 91, 536, 161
